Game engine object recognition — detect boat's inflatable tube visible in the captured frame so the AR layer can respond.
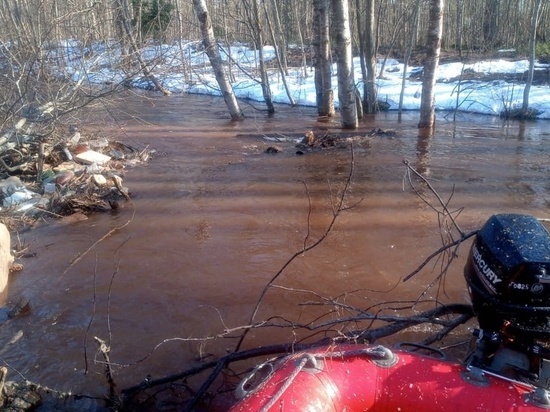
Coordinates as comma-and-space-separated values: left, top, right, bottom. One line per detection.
229, 344, 550, 411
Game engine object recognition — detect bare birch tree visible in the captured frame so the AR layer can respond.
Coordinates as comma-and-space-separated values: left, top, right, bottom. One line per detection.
263, 1, 295, 106
192, 0, 244, 120
399, 0, 422, 114
313, 0, 335, 117
418, 0, 444, 130
522, 0, 543, 116
357, 0, 378, 113
332, 0, 357, 129
243, 0, 275, 114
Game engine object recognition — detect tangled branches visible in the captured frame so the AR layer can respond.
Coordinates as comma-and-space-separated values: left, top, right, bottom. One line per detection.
402, 159, 478, 299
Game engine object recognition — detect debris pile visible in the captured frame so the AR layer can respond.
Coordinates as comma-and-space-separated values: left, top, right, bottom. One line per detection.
263, 128, 398, 156
0, 127, 151, 230
0, 367, 108, 412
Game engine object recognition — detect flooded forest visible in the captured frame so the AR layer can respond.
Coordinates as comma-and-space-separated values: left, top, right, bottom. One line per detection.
0, 1, 549, 411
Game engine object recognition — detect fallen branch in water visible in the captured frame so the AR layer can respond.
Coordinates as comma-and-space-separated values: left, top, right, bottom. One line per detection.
121, 303, 474, 410
61, 206, 135, 277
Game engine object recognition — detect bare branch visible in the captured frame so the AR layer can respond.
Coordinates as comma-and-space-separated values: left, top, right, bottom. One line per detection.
234, 144, 357, 352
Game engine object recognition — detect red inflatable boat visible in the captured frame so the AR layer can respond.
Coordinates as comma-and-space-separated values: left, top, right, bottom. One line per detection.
229, 343, 550, 411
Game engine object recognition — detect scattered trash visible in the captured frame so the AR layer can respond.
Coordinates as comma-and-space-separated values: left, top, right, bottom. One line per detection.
0, 126, 152, 230
43, 183, 56, 194
92, 174, 107, 186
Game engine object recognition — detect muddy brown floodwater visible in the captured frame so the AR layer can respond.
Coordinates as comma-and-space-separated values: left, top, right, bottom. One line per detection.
1, 92, 550, 408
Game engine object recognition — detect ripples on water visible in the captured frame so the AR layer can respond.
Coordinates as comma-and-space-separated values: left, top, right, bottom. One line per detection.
2, 93, 550, 403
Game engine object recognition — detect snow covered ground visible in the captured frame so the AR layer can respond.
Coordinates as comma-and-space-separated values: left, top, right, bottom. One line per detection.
70, 41, 550, 119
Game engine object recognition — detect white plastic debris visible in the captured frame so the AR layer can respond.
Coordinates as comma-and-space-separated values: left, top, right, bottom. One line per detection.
75, 150, 111, 165
92, 174, 107, 186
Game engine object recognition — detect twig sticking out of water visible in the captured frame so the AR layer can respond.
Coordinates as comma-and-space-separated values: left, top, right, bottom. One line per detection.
61, 206, 135, 277
94, 336, 120, 408
402, 231, 477, 283
403, 159, 464, 236
401, 160, 478, 292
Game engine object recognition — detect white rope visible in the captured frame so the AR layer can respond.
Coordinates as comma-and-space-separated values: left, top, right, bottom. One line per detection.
259, 354, 318, 412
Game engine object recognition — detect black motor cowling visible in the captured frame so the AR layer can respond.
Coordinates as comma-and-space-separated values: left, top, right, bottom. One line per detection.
464, 214, 550, 340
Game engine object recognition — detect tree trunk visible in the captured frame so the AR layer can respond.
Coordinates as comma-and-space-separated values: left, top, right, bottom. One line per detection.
246, 0, 275, 114
293, 0, 308, 78
263, 1, 295, 106
483, 0, 499, 48
270, 0, 288, 75
313, 0, 334, 117
192, 0, 244, 120
522, 0, 543, 114
332, 0, 357, 129
363, 0, 378, 113
399, 0, 421, 114
356, 0, 368, 108
454, 0, 464, 56
418, 0, 443, 130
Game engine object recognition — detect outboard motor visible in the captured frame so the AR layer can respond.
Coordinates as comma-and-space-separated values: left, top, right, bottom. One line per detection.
465, 213, 550, 338
464, 214, 550, 399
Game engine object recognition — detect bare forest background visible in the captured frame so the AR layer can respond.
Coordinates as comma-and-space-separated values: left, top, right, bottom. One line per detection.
0, 0, 550, 126
0, 0, 548, 175
3, 0, 546, 58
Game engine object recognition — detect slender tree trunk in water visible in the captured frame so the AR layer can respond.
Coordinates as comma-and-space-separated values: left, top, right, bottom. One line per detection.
193, 0, 244, 120
293, 0, 308, 78
363, 0, 378, 113
399, 0, 421, 114
418, 0, 443, 130
313, 0, 322, 108
250, 0, 275, 114
313, 0, 334, 117
175, 0, 191, 82
332, 0, 357, 129
270, 0, 288, 75
263, 1, 295, 106
522, 0, 542, 114
356, 0, 368, 109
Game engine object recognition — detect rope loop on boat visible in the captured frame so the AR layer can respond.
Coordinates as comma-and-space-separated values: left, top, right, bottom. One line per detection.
259, 354, 318, 412
321, 345, 397, 367
235, 345, 397, 408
